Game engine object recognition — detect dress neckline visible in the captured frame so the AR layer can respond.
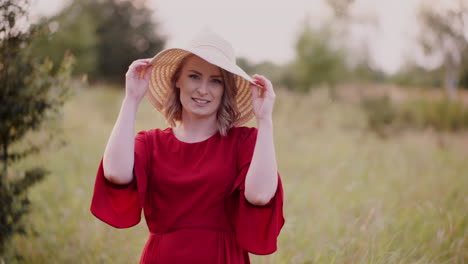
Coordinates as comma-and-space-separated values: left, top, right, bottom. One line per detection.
168, 127, 219, 145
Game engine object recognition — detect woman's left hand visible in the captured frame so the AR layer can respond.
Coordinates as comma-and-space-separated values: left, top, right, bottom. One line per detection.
251, 74, 276, 123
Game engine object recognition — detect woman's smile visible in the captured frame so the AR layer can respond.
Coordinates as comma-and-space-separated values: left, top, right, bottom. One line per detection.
192, 97, 211, 105
176, 55, 225, 120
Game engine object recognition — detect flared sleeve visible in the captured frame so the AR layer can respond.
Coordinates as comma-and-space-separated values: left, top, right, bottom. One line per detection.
226, 127, 285, 255
90, 130, 151, 228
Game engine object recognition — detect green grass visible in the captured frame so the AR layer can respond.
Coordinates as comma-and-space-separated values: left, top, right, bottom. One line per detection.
7, 85, 468, 263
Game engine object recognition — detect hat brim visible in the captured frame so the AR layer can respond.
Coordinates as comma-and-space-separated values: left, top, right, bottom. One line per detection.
147, 48, 255, 127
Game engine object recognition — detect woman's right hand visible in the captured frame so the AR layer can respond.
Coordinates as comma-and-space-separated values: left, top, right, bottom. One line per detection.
125, 58, 153, 103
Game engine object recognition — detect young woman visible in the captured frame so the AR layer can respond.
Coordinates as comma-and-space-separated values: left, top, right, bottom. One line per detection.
90, 29, 284, 264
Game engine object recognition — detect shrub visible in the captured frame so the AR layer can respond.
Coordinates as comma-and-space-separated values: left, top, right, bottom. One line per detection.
0, 0, 74, 260
361, 95, 468, 136
360, 96, 399, 137
403, 98, 468, 132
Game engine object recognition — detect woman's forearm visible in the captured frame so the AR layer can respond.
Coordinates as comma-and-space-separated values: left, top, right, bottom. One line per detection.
244, 119, 279, 206
102, 97, 139, 185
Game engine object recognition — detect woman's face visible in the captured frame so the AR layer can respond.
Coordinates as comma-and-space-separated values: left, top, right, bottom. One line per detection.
176, 55, 225, 121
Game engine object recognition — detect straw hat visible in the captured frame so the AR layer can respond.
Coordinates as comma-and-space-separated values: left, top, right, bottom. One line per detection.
147, 29, 254, 126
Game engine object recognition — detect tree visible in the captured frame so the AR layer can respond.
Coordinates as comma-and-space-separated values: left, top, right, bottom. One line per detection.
459, 60, 468, 89
418, 0, 468, 99
33, 0, 166, 82
237, 57, 294, 89
94, 0, 165, 81
32, 7, 98, 76
0, 0, 74, 259
325, 0, 379, 76
326, 0, 355, 21
292, 21, 347, 94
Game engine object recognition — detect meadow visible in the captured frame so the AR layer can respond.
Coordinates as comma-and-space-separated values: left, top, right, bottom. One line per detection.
8, 84, 468, 263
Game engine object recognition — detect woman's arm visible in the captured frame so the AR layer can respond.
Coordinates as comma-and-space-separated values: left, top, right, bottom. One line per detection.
102, 59, 153, 185
244, 74, 279, 206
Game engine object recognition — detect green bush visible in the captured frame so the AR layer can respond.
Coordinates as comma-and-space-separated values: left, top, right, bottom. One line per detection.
403, 98, 468, 132
361, 96, 468, 135
0, 0, 74, 260
360, 96, 399, 136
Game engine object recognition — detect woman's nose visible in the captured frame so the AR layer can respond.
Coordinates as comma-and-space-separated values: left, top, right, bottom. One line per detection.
197, 81, 209, 95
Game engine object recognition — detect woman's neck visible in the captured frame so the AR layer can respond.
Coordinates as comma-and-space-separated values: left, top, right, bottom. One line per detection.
173, 113, 218, 143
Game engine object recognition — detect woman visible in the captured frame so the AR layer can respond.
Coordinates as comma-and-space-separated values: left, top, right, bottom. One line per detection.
90, 29, 285, 264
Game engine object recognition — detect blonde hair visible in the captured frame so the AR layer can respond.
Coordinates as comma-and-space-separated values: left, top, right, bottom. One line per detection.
163, 55, 240, 136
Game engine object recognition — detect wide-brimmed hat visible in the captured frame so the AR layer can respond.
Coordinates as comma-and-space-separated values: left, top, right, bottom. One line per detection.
147, 29, 254, 126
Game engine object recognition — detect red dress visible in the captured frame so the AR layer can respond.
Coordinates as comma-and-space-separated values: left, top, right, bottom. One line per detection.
90, 126, 285, 263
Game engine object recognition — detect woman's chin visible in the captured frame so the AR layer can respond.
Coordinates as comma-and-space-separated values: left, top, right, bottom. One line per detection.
183, 108, 217, 120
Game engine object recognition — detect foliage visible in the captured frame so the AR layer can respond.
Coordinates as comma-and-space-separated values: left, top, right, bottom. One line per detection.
387, 64, 443, 89
351, 64, 383, 83
458, 53, 468, 89
237, 57, 296, 89
239, 18, 384, 91
32, 0, 165, 82
292, 22, 348, 93
360, 96, 399, 137
0, 0, 74, 259
418, 0, 468, 98
325, 0, 355, 19
403, 98, 468, 131
361, 95, 468, 136
32, 10, 98, 76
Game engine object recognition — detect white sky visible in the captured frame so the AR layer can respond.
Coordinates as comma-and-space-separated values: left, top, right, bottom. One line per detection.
30, 0, 425, 74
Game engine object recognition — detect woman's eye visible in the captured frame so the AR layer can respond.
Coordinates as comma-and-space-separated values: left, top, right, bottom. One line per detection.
189, 74, 200, 80
212, 79, 223, 85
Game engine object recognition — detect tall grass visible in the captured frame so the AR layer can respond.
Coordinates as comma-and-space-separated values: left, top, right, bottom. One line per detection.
7, 85, 468, 263
361, 95, 468, 136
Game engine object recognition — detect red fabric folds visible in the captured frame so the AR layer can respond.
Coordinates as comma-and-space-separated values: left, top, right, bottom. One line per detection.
90, 131, 150, 228
227, 127, 285, 255
90, 127, 285, 262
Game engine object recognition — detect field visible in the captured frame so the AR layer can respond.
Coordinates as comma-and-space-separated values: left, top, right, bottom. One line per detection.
8, 84, 468, 263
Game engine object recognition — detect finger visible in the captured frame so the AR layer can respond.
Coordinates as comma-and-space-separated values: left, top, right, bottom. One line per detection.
139, 68, 146, 79
137, 64, 153, 79
250, 83, 259, 99
253, 74, 274, 96
252, 75, 270, 94
142, 65, 153, 80
129, 59, 152, 71
134, 58, 153, 64
253, 82, 267, 98
130, 61, 150, 70
251, 75, 264, 87
251, 83, 265, 98
133, 62, 152, 76
252, 76, 267, 90
255, 74, 272, 88
136, 64, 149, 71
252, 74, 264, 85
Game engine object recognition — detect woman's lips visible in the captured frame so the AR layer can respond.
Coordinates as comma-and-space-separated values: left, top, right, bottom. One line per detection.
192, 98, 210, 104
